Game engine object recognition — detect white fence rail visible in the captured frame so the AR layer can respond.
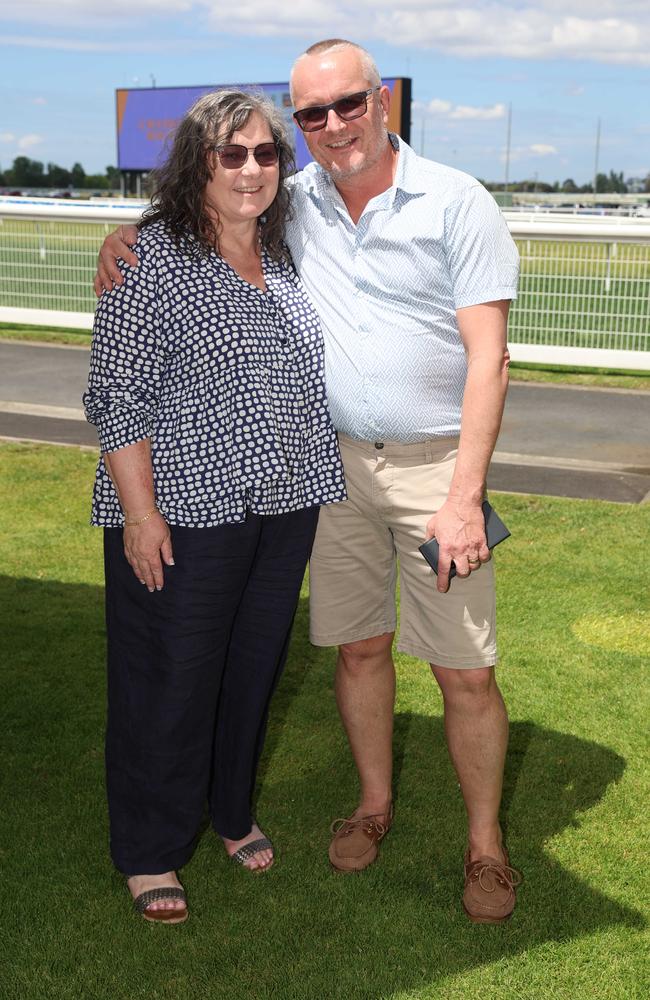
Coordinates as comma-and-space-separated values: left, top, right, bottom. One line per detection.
505, 216, 650, 369
1, 197, 649, 369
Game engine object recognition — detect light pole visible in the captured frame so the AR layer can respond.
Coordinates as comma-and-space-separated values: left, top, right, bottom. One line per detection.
504, 102, 512, 194
593, 117, 601, 199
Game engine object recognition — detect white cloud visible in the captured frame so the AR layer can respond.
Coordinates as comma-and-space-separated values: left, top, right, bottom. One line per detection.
17, 134, 44, 150
503, 143, 560, 162
0, 0, 190, 18
450, 103, 507, 120
0, 132, 44, 151
198, 1, 650, 65
0, 33, 213, 52
426, 99, 453, 115
414, 98, 506, 120
1, 1, 649, 65
32, 97, 48, 105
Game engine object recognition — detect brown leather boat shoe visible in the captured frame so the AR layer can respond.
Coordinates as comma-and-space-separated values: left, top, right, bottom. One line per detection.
462, 849, 522, 924
328, 805, 393, 873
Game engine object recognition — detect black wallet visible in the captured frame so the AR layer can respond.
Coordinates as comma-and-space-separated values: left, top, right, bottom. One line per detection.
419, 500, 510, 578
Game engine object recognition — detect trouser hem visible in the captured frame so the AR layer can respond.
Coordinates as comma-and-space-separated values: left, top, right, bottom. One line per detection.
310, 620, 397, 648
115, 848, 195, 877
211, 817, 255, 841
397, 636, 498, 668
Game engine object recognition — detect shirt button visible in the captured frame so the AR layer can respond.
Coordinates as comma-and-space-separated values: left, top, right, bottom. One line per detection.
374, 442, 384, 450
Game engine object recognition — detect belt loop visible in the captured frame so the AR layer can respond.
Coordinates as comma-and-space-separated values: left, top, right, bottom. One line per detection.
425, 440, 433, 464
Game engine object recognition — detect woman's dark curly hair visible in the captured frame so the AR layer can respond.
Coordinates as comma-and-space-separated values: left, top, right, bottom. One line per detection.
140, 89, 295, 260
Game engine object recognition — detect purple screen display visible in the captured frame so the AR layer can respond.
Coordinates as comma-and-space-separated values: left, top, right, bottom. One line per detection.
116, 80, 402, 171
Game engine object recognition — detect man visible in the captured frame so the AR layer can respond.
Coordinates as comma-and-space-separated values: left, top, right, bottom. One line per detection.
95, 38, 522, 923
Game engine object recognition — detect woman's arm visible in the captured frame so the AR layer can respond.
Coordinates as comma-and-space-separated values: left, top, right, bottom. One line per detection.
104, 440, 174, 592
85, 233, 173, 589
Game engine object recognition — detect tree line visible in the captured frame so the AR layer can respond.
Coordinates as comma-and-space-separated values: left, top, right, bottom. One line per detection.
1, 156, 648, 195
0, 157, 121, 190
483, 171, 649, 195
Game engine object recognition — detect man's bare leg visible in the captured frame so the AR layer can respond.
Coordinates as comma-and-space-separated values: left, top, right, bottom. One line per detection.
430, 664, 508, 862
335, 632, 395, 821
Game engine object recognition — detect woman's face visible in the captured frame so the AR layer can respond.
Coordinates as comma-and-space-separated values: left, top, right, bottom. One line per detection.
204, 111, 280, 231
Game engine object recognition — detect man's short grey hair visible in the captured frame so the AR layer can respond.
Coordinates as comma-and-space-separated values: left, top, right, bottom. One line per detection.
290, 39, 382, 103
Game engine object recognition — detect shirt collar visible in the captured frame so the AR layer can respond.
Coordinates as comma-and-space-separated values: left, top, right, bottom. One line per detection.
390, 133, 426, 198
311, 132, 424, 214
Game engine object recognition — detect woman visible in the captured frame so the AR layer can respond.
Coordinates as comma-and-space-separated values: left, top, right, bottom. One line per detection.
84, 90, 346, 923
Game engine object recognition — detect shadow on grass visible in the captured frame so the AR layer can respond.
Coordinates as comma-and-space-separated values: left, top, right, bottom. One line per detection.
1, 574, 644, 1000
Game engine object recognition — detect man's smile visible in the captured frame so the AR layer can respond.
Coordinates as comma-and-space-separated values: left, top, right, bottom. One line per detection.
325, 137, 357, 150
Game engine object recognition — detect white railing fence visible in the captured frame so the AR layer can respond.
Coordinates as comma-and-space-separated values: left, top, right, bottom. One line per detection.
1, 198, 649, 370
506, 216, 649, 368
0, 198, 142, 329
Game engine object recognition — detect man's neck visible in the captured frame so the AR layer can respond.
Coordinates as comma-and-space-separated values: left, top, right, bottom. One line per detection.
333, 139, 399, 225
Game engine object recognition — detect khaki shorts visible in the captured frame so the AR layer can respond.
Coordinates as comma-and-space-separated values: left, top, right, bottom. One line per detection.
309, 435, 497, 669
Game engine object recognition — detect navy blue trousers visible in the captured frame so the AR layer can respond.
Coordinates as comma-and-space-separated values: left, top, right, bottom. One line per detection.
103, 507, 319, 875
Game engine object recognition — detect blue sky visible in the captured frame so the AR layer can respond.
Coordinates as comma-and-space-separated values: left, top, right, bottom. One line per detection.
1, 1, 648, 184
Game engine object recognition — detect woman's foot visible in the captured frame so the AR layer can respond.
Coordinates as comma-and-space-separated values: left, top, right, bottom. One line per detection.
127, 871, 187, 922
222, 822, 274, 872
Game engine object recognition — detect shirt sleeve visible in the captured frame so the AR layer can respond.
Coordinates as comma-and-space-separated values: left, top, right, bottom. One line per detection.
444, 184, 520, 309
83, 235, 165, 454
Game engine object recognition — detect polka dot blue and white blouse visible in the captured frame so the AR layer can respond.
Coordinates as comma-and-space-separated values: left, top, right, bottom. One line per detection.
83, 220, 347, 527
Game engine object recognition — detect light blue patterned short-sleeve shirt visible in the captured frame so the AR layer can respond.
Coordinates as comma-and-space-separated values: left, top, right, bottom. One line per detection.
285, 135, 519, 443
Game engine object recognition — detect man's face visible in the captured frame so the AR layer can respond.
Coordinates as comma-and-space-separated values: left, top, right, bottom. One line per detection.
291, 48, 390, 184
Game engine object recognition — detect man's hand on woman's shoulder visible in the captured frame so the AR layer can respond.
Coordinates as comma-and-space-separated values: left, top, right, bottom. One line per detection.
94, 224, 140, 296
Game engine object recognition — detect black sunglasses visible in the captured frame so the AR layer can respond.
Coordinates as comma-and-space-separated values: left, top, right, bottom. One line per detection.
212, 142, 279, 169
293, 87, 381, 133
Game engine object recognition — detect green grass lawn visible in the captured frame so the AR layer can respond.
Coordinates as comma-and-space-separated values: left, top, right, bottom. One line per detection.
1, 443, 649, 1000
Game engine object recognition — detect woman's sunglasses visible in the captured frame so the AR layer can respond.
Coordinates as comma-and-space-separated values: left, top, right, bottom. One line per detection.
213, 142, 279, 169
293, 87, 380, 133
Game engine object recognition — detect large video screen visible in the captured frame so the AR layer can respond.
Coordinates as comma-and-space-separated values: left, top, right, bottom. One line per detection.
116, 79, 411, 172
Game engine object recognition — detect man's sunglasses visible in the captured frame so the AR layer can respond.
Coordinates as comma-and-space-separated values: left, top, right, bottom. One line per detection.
212, 142, 279, 169
293, 87, 381, 133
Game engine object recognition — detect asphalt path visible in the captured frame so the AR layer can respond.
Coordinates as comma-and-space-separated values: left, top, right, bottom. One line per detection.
1, 340, 649, 503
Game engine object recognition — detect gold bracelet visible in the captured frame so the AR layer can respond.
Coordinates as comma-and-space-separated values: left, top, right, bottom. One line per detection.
124, 506, 158, 526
